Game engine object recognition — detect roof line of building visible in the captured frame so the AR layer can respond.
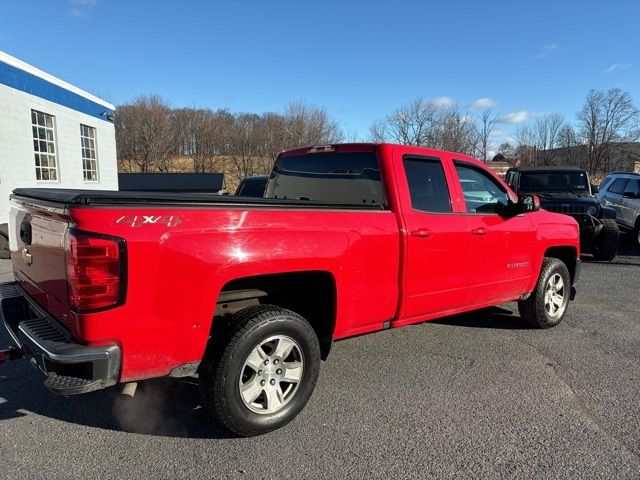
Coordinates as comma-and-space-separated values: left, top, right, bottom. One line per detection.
0, 50, 115, 111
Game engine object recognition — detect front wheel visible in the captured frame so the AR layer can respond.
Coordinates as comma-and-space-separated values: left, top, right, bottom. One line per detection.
592, 219, 619, 261
199, 305, 320, 436
518, 257, 571, 328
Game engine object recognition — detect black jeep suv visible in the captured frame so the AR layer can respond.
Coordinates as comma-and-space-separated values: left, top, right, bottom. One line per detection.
506, 166, 619, 261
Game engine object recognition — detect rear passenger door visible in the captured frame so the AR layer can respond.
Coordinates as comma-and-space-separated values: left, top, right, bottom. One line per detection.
602, 178, 628, 221
620, 179, 640, 228
398, 154, 468, 319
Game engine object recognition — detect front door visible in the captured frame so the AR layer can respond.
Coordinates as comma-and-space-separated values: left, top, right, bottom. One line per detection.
453, 161, 536, 305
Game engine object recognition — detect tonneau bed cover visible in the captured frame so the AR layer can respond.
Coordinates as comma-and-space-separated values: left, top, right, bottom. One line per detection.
11, 188, 384, 210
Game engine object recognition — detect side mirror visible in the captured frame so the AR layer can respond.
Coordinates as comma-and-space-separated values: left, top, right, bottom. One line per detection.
519, 194, 540, 213
591, 184, 599, 194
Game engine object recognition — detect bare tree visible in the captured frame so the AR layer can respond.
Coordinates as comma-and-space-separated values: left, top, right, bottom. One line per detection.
434, 107, 478, 155
498, 142, 515, 160
227, 113, 264, 182
368, 119, 387, 142
556, 124, 582, 168
513, 124, 537, 165
283, 101, 343, 147
115, 95, 174, 172
369, 98, 478, 154
476, 109, 497, 162
385, 98, 438, 146
534, 113, 565, 165
577, 87, 640, 174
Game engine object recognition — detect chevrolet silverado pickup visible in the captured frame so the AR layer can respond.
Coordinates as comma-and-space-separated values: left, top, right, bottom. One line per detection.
1, 143, 581, 436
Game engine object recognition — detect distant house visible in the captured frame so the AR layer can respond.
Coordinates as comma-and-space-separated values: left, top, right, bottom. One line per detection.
118, 173, 225, 193
0, 51, 118, 226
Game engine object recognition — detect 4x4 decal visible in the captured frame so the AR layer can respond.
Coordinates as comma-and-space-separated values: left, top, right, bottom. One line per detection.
115, 215, 182, 227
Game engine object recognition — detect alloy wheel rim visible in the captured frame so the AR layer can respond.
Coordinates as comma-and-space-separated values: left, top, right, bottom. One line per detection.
238, 335, 304, 414
544, 273, 566, 318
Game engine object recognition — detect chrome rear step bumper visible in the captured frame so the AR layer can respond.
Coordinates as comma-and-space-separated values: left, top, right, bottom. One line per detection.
0, 282, 120, 395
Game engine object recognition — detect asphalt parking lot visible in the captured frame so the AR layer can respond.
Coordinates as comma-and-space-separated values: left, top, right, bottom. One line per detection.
1, 234, 639, 480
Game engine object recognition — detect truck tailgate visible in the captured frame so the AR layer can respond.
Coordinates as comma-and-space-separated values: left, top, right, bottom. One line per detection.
9, 197, 75, 333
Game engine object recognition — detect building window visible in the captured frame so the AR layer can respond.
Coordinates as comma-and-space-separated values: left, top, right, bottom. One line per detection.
80, 124, 98, 182
31, 110, 58, 181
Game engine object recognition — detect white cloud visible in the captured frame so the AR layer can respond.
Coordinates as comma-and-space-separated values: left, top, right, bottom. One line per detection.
467, 97, 498, 110
497, 111, 530, 124
69, 0, 96, 17
604, 63, 631, 74
537, 43, 558, 59
431, 96, 456, 107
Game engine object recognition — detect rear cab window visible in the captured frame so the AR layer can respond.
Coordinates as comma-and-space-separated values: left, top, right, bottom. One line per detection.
265, 151, 384, 206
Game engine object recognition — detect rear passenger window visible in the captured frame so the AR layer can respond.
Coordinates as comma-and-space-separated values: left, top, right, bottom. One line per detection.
403, 157, 452, 213
609, 178, 628, 195
623, 179, 640, 198
599, 176, 613, 191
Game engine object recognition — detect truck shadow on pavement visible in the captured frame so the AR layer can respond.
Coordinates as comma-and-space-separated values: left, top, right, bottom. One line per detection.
0, 364, 234, 439
431, 306, 532, 330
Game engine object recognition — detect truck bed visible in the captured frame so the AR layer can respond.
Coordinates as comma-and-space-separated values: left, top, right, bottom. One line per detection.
12, 188, 385, 210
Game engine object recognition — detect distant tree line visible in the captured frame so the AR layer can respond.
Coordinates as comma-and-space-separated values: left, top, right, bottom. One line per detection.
369, 87, 640, 175
115, 96, 343, 184
115, 87, 639, 185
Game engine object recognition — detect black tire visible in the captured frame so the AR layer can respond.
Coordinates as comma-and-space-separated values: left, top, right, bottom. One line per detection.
634, 220, 640, 248
591, 219, 619, 261
518, 257, 571, 329
199, 305, 320, 436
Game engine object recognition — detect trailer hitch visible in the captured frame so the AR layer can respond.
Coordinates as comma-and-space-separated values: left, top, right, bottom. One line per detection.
0, 346, 24, 363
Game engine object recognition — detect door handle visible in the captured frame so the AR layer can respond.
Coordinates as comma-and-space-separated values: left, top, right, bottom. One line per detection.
411, 228, 433, 238
471, 227, 488, 236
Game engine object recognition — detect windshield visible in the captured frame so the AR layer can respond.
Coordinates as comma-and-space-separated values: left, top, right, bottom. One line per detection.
265, 151, 384, 205
519, 171, 590, 193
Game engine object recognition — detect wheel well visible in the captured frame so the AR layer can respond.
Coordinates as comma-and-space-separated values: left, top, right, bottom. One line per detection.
216, 271, 337, 360
544, 247, 578, 283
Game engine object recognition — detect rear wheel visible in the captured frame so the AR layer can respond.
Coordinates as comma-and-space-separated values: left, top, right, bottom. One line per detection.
199, 305, 320, 436
518, 257, 571, 328
592, 219, 619, 261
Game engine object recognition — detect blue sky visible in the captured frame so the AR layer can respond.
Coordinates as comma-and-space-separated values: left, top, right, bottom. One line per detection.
2, 0, 639, 146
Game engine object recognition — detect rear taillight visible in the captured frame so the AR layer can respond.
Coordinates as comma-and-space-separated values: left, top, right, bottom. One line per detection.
65, 229, 126, 313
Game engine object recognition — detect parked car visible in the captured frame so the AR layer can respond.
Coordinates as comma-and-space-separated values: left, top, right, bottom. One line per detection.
596, 172, 640, 246
1, 143, 581, 436
235, 175, 269, 197
506, 166, 619, 261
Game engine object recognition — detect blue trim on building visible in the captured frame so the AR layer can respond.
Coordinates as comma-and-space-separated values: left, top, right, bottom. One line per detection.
0, 60, 114, 122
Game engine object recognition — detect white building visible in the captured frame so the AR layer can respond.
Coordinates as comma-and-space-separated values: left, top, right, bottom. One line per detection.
0, 51, 118, 227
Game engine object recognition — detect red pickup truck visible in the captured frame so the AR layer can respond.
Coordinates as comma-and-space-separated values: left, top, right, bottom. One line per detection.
1, 143, 580, 436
